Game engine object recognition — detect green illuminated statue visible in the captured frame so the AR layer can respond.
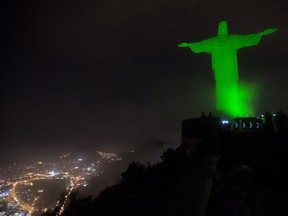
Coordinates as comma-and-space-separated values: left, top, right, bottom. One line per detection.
178, 21, 277, 117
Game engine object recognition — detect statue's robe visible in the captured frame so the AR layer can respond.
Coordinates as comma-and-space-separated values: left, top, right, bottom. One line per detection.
187, 33, 264, 117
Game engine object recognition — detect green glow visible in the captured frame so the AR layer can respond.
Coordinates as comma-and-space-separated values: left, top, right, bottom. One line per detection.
179, 21, 277, 118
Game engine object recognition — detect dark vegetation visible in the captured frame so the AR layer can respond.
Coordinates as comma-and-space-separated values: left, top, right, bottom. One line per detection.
43, 110, 288, 216
43, 147, 199, 216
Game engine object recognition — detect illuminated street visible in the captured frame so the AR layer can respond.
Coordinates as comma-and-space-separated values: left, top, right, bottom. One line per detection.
0, 151, 126, 216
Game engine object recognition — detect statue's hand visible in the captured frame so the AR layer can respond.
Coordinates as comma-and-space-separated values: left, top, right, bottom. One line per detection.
261, 28, 278, 36
178, 42, 190, 47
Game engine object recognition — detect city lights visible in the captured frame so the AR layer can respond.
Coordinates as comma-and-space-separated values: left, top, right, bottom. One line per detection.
0, 150, 126, 215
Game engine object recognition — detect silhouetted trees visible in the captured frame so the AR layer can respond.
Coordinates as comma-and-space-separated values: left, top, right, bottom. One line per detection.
274, 109, 288, 133
41, 147, 198, 216
41, 111, 288, 216
263, 111, 274, 132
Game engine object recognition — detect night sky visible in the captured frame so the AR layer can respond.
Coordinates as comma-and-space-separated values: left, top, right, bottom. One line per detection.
1, 0, 287, 165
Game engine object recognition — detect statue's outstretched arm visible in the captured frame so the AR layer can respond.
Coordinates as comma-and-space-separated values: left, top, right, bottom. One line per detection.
178, 40, 211, 54
260, 28, 278, 36
236, 28, 277, 49
178, 42, 190, 47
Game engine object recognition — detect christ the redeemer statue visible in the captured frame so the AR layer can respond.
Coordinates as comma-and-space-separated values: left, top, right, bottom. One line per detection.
178, 20, 277, 118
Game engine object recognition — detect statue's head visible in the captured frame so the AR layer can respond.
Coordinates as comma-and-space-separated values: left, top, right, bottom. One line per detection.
218, 21, 228, 35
